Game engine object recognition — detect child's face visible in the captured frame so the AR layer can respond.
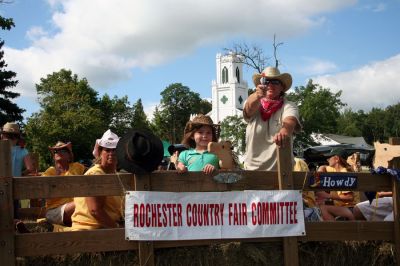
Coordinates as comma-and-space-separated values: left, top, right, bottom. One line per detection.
193, 125, 213, 149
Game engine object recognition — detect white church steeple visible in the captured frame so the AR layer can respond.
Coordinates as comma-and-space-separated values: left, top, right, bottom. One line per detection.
209, 52, 248, 123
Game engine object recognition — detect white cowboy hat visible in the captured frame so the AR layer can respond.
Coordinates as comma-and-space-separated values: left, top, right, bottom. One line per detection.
92, 129, 119, 158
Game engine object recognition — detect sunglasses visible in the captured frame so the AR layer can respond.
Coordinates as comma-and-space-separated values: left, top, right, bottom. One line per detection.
102, 148, 116, 153
54, 149, 70, 154
1, 133, 18, 140
260, 77, 281, 86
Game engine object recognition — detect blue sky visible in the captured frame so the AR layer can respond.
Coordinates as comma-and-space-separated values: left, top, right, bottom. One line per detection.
1, 0, 400, 120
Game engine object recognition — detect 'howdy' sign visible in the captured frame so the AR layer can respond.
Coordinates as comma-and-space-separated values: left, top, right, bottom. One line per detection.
309, 173, 358, 189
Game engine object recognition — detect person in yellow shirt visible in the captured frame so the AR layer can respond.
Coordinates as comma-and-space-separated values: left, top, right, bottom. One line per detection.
316, 148, 359, 220
71, 129, 123, 230
44, 141, 85, 226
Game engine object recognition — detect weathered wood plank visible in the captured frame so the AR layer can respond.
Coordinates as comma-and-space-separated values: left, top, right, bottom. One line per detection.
15, 228, 137, 256
301, 221, 394, 241
13, 173, 135, 199
135, 173, 155, 266
0, 140, 15, 266
13, 171, 392, 200
277, 141, 299, 266
389, 137, 400, 265
15, 222, 393, 257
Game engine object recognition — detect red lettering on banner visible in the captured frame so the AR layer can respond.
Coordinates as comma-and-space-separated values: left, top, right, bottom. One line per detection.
186, 204, 192, 227
146, 204, 151, 227
250, 201, 299, 225
228, 203, 247, 225
157, 203, 168, 227
151, 204, 156, 227
269, 202, 277, 224
139, 203, 145, 227
279, 202, 285, 224
186, 203, 224, 227
131, 203, 183, 228
285, 202, 290, 224
133, 204, 138, 227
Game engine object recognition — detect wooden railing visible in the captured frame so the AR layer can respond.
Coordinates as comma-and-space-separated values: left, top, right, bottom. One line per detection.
1, 139, 400, 266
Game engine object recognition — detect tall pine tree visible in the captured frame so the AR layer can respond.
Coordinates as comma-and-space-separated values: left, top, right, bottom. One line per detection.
0, 15, 24, 125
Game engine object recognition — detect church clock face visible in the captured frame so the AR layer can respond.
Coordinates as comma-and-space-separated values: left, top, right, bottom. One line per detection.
220, 95, 228, 104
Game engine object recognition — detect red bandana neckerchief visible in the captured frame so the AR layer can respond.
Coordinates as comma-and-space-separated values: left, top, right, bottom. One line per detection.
259, 98, 284, 121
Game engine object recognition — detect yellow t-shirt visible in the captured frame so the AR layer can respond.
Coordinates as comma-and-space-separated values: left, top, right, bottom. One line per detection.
325, 166, 360, 207
44, 162, 85, 210
293, 158, 316, 208
71, 164, 124, 230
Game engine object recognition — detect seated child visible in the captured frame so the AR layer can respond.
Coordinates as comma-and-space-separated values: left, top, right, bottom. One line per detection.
176, 114, 220, 175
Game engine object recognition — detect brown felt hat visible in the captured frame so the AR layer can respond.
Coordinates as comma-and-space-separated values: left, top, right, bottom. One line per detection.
116, 129, 164, 174
184, 114, 220, 138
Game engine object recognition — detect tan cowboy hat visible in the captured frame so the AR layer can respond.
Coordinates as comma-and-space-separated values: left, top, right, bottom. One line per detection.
49, 141, 72, 152
252, 66, 292, 92
1, 122, 21, 135
184, 114, 220, 138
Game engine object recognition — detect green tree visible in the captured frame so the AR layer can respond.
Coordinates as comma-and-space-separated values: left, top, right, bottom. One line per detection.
151, 83, 211, 143
220, 115, 246, 155
130, 98, 150, 131
336, 108, 366, 137
286, 80, 346, 150
99, 94, 134, 136
385, 103, 400, 139
0, 15, 24, 125
25, 69, 104, 168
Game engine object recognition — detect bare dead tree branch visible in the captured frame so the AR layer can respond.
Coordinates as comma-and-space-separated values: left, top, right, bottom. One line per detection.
273, 34, 284, 68
223, 42, 271, 74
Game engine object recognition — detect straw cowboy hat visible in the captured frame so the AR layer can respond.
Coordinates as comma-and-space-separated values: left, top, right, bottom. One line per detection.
116, 129, 164, 174
1, 122, 21, 135
252, 66, 292, 92
49, 141, 72, 152
184, 114, 220, 138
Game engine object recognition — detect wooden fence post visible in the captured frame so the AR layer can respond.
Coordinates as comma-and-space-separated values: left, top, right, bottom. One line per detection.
389, 137, 400, 264
277, 139, 299, 266
135, 173, 155, 266
0, 140, 15, 266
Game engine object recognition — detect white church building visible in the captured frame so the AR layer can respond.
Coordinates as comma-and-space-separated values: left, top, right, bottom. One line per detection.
208, 53, 249, 123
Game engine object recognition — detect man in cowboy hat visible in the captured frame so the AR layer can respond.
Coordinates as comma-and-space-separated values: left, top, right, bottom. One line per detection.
243, 67, 301, 171
43, 141, 85, 227
1, 122, 35, 177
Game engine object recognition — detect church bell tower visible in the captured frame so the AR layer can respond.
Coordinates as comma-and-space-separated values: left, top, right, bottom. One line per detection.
210, 52, 248, 123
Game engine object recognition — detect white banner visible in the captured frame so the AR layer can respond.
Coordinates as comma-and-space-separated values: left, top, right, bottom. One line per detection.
125, 190, 304, 241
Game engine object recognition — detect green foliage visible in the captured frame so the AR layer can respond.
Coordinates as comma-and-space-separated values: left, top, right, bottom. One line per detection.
151, 83, 211, 143
220, 115, 246, 154
26, 69, 104, 168
131, 98, 151, 131
0, 15, 24, 125
0, 15, 14, 30
336, 108, 365, 137
98, 94, 134, 137
286, 80, 346, 150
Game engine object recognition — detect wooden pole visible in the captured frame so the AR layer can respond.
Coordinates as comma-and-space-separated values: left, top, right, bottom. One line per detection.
0, 140, 15, 266
389, 137, 400, 265
135, 173, 155, 266
277, 139, 299, 266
